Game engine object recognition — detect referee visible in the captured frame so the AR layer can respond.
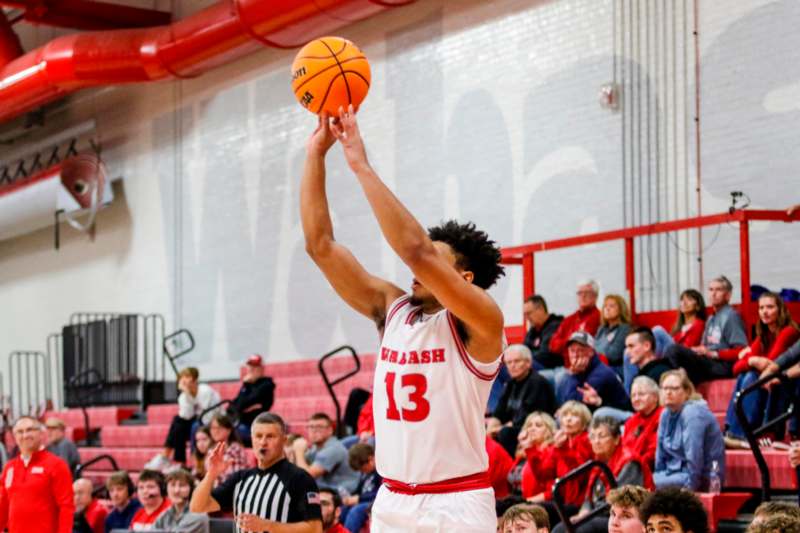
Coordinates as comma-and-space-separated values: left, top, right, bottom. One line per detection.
191, 412, 322, 533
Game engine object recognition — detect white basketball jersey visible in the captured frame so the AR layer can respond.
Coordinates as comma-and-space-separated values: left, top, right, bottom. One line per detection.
373, 295, 502, 484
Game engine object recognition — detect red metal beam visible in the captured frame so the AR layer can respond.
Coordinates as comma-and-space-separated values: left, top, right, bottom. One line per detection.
0, 11, 22, 66
501, 211, 744, 260
739, 220, 751, 308
0, 0, 414, 122
15, 0, 173, 31
625, 237, 636, 319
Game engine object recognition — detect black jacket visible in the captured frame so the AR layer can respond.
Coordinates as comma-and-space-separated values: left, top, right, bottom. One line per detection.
492, 369, 555, 428
229, 377, 276, 426
523, 314, 564, 369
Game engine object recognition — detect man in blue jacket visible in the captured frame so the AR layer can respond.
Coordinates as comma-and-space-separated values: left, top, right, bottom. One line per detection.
556, 332, 630, 412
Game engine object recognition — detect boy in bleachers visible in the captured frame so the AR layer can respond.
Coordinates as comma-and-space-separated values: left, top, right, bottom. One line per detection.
747, 501, 800, 532
104, 471, 141, 533
292, 413, 359, 496
606, 485, 648, 533
341, 443, 382, 533
640, 487, 708, 533
153, 468, 208, 533
129, 469, 171, 530
319, 488, 348, 533
500, 503, 550, 533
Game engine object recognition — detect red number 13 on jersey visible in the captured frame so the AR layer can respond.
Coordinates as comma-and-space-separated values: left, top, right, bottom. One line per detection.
384, 372, 430, 422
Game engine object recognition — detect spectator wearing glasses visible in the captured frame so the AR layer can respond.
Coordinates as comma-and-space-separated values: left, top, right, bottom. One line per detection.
293, 413, 360, 495
493, 344, 556, 456
547, 280, 602, 382
654, 370, 725, 491
552, 417, 651, 533
0, 416, 74, 533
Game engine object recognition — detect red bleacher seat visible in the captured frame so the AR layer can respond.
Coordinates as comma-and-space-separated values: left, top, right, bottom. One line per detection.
698, 492, 752, 533
45, 406, 137, 428
102, 425, 169, 448
79, 447, 162, 471
696, 380, 736, 414
146, 404, 179, 425
724, 449, 797, 490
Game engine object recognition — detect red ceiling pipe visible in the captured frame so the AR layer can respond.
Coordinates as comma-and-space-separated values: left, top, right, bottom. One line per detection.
0, 0, 414, 123
12, 0, 173, 31
0, 11, 23, 68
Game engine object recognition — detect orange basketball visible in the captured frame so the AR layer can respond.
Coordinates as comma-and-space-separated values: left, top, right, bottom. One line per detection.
291, 36, 371, 116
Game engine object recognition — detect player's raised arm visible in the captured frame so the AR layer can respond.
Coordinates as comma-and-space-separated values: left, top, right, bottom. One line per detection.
331, 106, 505, 363
300, 114, 404, 327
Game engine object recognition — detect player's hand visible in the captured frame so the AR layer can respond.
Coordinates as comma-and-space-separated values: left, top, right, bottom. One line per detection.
236, 513, 272, 532
788, 204, 800, 216
306, 113, 337, 157
577, 383, 602, 406
206, 442, 228, 479
330, 104, 370, 173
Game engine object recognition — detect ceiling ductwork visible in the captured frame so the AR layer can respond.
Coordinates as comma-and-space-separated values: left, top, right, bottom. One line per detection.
0, 0, 416, 124
0, 152, 110, 241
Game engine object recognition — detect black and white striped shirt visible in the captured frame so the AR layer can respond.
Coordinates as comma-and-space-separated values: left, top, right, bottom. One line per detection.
212, 459, 321, 532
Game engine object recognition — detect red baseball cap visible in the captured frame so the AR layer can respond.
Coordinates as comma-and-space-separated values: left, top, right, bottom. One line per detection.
246, 354, 263, 366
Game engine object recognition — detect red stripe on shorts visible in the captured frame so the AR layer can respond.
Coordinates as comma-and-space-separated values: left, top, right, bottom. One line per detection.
382, 471, 491, 495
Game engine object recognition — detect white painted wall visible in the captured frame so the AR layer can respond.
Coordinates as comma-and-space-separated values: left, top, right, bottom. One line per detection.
0, 0, 798, 390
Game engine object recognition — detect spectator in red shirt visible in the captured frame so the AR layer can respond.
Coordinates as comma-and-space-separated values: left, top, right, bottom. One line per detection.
623, 376, 663, 469
486, 435, 514, 500
497, 411, 556, 515
73, 478, 107, 533
529, 401, 593, 527
724, 291, 800, 447
548, 279, 602, 368
130, 469, 171, 530
671, 289, 707, 348
0, 415, 74, 533
318, 489, 348, 533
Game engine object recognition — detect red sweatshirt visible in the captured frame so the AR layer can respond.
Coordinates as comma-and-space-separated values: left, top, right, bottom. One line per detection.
672, 319, 705, 347
525, 444, 556, 499
622, 406, 663, 470
548, 308, 601, 363
84, 499, 108, 533
527, 432, 592, 506
486, 437, 514, 499
356, 396, 374, 435
0, 449, 74, 533
732, 326, 800, 375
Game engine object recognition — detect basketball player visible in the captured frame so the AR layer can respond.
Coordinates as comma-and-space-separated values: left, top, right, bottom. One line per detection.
300, 105, 506, 532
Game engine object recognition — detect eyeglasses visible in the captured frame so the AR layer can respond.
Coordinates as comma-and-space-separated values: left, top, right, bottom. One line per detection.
13, 427, 41, 435
661, 385, 683, 392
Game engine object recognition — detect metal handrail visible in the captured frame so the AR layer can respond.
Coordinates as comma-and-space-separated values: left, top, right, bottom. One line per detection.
163, 328, 196, 377
67, 368, 105, 446
76, 453, 120, 496
317, 346, 361, 438
552, 460, 617, 533
200, 399, 234, 425
734, 369, 799, 502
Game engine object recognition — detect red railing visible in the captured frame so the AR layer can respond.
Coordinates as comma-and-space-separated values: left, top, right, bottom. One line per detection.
501, 209, 800, 340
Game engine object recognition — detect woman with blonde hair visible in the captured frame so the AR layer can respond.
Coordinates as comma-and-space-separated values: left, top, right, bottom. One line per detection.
595, 294, 632, 375
654, 369, 725, 491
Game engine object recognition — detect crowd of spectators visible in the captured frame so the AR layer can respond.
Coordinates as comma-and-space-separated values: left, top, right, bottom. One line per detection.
2, 276, 799, 533
486, 273, 800, 530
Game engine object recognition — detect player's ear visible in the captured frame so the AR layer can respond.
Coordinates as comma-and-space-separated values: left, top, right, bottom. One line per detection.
461, 270, 474, 284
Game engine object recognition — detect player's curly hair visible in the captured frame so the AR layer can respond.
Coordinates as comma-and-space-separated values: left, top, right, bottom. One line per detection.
640, 488, 708, 533
427, 220, 504, 290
